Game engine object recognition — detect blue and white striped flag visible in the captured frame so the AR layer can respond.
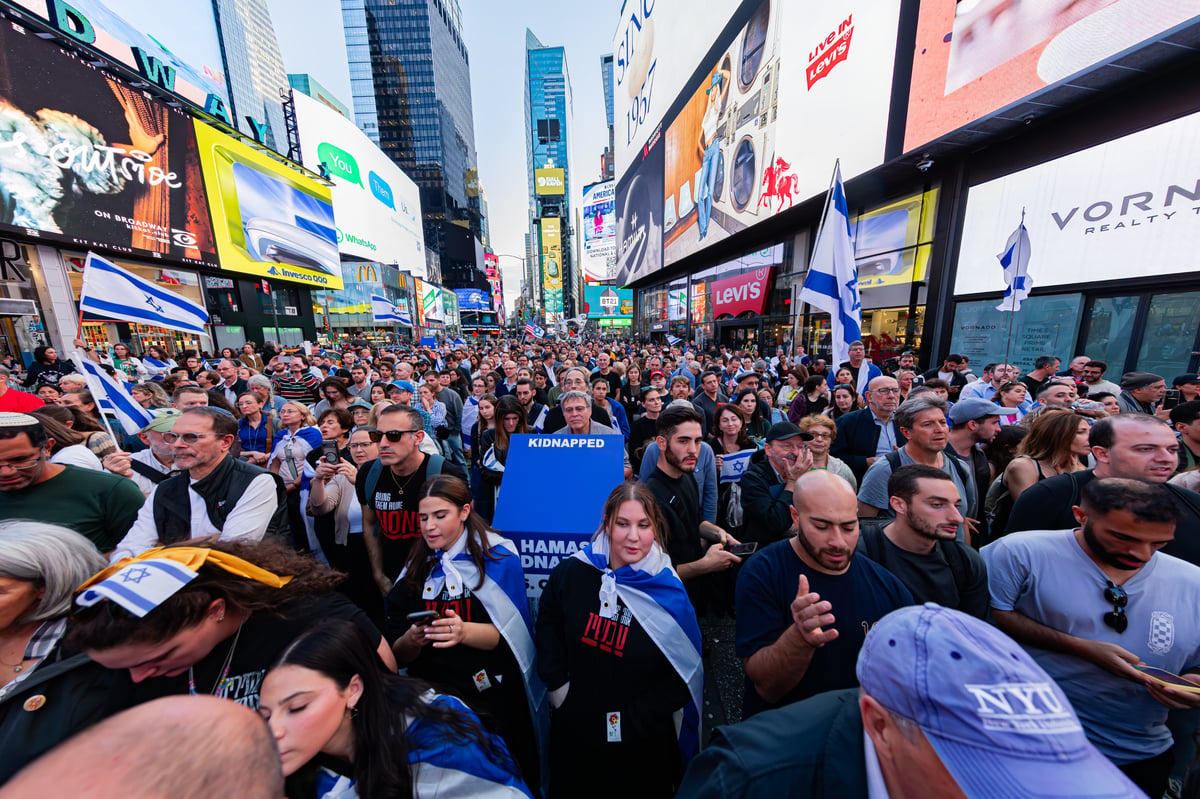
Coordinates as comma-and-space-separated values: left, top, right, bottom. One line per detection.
79, 252, 209, 335
451, 337, 466, 347
719, 448, 756, 483
996, 219, 1032, 312
71, 354, 156, 435
76, 558, 199, 618
371, 294, 405, 323
666, 335, 683, 347
798, 161, 861, 368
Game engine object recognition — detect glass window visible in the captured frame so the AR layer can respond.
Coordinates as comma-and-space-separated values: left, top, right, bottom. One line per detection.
949, 294, 1083, 374
1135, 291, 1200, 377
1081, 296, 1138, 375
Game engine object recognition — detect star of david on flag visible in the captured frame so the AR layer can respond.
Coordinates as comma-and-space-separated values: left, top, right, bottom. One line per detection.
78, 252, 209, 335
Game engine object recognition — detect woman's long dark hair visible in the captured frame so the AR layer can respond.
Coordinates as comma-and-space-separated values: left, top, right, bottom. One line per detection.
275, 619, 510, 799
733, 388, 768, 434
402, 475, 498, 592
709, 403, 753, 452
492, 395, 527, 457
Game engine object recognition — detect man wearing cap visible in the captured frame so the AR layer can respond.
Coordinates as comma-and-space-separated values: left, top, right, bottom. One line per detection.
830, 376, 907, 484
0, 413, 144, 551
102, 409, 181, 496
984, 478, 1200, 797
1117, 371, 1166, 416
1174, 374, 1200, 404
736, 470, 913, 718
111, 407, 289, 561
739, 422, 815, 546
679, 604, 1145, 799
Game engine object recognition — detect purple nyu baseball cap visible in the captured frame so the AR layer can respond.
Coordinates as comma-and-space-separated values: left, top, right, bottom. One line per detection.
857, 604, 1143, 799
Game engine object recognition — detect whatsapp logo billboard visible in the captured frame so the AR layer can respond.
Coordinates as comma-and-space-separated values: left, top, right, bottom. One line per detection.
317, 142, 361, 186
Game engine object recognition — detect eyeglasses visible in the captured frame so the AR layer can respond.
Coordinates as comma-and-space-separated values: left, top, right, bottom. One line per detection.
872, 388, 901, 395
807, 431, 833, 440
162, 432, 220, 445
0, 453, 44, 471
380, 429, 419, 442
1103, 580, 1128, 633
348, 440, 378, 449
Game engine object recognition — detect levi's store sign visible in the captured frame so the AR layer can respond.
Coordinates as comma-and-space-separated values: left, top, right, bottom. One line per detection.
713, 268, 773, 318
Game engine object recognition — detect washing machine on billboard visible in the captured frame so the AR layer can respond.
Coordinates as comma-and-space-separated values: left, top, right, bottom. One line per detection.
711, 0, 781, 228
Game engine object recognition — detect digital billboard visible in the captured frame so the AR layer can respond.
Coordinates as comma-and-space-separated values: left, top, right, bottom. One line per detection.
292, 91, 426, 275
534, 167, 565, 196
904, 1, 1199, 153
419, 280, 444, 324
454, 287, 491, 311
585, 285, 634, 319
0, 23, 216, 266
193, 121, 343, 289
955, 110, 1200, 296
582, 181, 616, 282
614, 128, 664, 286
540, 217, 563, 317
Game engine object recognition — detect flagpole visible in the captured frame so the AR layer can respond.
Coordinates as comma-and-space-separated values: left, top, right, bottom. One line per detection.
1001, 208, 1025, 372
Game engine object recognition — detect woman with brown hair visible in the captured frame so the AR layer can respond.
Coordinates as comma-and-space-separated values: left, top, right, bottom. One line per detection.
68, 539, 394, 707
477, 395, 526, 523
385, 475, 542, 790
29, 407, 102, 470
536, 481, 702, 798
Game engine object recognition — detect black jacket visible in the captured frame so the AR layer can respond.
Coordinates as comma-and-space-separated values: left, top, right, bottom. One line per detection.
0, 639, 136, 783
829, 408, 908, 483
153, 454, 289, 543
210, 378, 250, 400
919, 367, 969, 399
542, 403, 612, 434
739, 450, 793, 546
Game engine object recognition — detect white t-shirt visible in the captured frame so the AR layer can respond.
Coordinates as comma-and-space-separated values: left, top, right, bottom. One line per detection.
50, 444, 102, 471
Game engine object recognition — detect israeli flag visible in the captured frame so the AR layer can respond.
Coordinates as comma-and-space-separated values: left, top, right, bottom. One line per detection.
76, 558, 199, 618
666, 335, 683, 347
71, 354, 155, 435
451, 337, 466, 347
78, 252, 209, 335
719, 448, 756, 483
798, 161, 861, 368
996, 219, 1032, 312
371, 294, 404, 323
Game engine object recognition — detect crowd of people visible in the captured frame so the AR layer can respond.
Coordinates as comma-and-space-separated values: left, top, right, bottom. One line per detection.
0, 333, 1198, 798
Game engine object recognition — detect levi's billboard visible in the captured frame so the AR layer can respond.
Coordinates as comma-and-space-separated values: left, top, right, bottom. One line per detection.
712, 267, 772, 318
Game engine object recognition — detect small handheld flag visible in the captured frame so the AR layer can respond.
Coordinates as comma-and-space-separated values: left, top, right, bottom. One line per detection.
71, 354, 155, 435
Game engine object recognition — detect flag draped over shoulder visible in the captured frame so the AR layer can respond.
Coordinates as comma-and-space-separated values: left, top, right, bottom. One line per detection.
78, 252, 209, 335
799, 161, 861, 368
996, 220, 1032, 312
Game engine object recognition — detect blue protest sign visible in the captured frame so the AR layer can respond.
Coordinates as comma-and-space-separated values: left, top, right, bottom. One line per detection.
491, 434, 625, 600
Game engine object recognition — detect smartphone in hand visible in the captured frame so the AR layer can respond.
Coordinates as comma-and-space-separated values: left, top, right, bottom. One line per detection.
406, 610, 440, 626
728, 542, 758, 556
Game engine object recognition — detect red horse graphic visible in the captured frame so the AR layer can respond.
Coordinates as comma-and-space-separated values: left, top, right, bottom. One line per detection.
759, 157, 798, 212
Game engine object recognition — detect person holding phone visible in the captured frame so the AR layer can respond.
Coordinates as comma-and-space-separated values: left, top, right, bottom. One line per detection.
384, 475, 543, 791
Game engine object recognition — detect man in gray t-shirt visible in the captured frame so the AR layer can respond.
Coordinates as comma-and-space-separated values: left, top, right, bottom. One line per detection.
983, 478, 1200, 799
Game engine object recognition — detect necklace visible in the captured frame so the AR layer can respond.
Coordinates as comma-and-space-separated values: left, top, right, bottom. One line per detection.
188, 618, 245, 696
0, 654, 27, 674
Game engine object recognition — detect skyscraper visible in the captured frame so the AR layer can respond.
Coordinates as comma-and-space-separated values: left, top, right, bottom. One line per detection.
600, 54, 615, 182
343, 0, 485, 289
525, 30, 577, 321
211, 0, 290, 154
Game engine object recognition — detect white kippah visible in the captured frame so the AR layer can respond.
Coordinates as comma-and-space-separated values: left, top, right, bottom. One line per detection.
0, 412, 38, 428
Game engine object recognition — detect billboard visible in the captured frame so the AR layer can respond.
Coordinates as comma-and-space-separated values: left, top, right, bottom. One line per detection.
418, 279, 444, 325
0, 23, 216, 266
534, 167, 566, 196
193, 121, 343, 289
955, 109, 1200, 297
660, 0, 901, 268
540, 217, 563, 317
454, 287, 491, 310
614, 128, 665, 286
581, 181, 616, 282
292, 91, 426, 274
585, 285, 634, 319
9, 0, 231, 128
904, 1, 1199, 153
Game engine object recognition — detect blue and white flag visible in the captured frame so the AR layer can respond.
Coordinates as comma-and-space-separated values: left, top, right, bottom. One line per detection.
798, 161, 861, 369
719, 448, 756, 483
78, 252, 209, 335
666, 334, 683, 347
370, 293, 405, 323
71, 354, 155, 435
996, 219, 1032, 312
76, 558, 198, 618
451, 337, 466, 347
524, 322, 545, 340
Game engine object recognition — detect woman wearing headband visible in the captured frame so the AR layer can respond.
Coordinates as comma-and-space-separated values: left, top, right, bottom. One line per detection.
385, 475, 544, 792
68, 540, 395, 708
535, 482, 702, 798
259, 619, 531, 799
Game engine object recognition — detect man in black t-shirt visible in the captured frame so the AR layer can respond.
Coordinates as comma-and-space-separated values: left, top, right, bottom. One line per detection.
357, 405, 465, 593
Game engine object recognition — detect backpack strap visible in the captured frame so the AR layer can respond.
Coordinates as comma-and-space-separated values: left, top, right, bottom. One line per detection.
884, 450, 902, 473
129, 458, 172, 485
937, 540, 971, 597
365, 458, 384, 503
427, 452, 445, 476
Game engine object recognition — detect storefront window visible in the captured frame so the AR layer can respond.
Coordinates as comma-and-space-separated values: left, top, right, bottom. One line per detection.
949, 294, 1083, 372
1136, 291, 1200, 377
1081, 296, 1138, 374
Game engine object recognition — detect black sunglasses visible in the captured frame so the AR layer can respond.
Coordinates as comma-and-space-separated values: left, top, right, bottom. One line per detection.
1103, 580, 1128, 633
380, 429, 419, 442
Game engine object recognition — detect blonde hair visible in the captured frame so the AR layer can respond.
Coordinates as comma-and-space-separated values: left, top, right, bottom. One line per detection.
368, 400, 394, 428
281, 401, 316, 427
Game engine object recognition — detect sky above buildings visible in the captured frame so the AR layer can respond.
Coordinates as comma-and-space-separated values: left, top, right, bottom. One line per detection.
270, 0, 617, 312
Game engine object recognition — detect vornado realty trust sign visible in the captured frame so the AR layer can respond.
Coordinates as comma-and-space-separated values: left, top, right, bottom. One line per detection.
955, 109, 1200, 296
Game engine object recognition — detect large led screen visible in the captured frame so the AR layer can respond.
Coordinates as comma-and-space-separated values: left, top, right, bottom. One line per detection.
614, 129, 665, 286
0, 22, 216, 266
292, 91, 426, 275
904, 0, 1199, 153
581, 181, 616, 282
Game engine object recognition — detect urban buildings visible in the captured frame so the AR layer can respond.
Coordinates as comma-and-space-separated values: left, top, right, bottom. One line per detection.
288, 73, 353, 119
211, 0, 291, 154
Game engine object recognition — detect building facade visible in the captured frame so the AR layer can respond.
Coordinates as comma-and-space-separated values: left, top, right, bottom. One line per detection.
211, 0, 291, 154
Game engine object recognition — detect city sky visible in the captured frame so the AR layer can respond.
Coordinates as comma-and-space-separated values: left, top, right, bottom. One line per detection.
270, 0, 618, 313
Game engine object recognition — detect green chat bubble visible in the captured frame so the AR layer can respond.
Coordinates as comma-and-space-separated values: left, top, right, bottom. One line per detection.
317, 142, 362, 186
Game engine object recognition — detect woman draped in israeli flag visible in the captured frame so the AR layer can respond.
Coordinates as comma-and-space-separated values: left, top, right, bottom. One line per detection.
384, 475, 546, 794
259, 619, 531, 799
535, 481, 703, 798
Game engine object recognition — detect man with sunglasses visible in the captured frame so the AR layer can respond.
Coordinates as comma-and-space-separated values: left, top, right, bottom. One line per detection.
112, 407, 288, 561
983, 478, 1200, 798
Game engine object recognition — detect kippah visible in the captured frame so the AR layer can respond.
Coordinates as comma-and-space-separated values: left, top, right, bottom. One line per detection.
0, 412, 38, 427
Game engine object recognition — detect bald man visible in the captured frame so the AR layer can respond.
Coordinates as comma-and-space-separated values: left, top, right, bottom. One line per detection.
1, 696, 284, 799
735, 470, 914, 717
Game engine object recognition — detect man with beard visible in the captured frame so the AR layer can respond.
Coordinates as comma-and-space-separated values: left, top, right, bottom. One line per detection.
739, 422, 814, 546
983, 478, 1200, 799
830, 376, 907, 484
644, 404, 741, 602
736, 470, 913, 717
856, 465, 988, 618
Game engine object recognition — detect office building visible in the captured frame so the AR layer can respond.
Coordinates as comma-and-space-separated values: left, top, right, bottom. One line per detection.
600, 53, 615, 182
211, 0, 291, 154
288, 73, 352, 119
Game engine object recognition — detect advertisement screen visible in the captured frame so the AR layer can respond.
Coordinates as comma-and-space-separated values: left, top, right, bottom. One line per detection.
292, 92, 426, 274
904, 1, 1198, 153
454, 287, 491, 310
954, 110, 1200, 296
584, 285, 634, 319
194, 121, 343, 289
540, 217, 563, 317
581, 181, 616, 282
614, 129, 665, 286
420, 280, 444, 324
659, 0, 901, 268
0, 23, 216, 266
534, 167, 565, 196
9, 0, 231, 123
